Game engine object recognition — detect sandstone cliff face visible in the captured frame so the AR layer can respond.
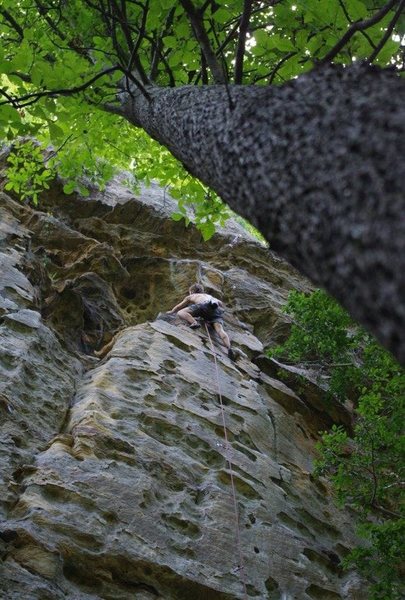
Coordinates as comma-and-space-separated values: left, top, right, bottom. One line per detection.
0, 180, 365, 599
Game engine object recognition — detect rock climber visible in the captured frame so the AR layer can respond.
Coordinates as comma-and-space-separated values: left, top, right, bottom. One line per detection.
168, 283, 235, 360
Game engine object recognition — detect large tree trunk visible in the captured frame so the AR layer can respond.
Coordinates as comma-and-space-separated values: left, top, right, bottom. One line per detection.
117, 65, 405, 364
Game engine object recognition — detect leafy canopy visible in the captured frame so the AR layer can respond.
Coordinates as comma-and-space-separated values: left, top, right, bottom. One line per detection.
271, 289, 405, 599
0, 0, 404, 238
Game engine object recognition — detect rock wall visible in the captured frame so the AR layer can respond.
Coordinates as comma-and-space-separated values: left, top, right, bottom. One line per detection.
0, 179, 366, 599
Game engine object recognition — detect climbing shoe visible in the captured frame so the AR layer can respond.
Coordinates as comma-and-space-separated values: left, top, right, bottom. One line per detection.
189, 323, 200, 329
228, 348, 236, 361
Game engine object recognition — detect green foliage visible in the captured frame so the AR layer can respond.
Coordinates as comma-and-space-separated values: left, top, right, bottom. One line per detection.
272, 289, 405, 598
0, 0, 403, 235
232, 213, 268, 245
269, 289, 363, 398
316, 401, 405, 599
4, 140, 54, 205
344, 520, 405, 600
270, 289, 356, 363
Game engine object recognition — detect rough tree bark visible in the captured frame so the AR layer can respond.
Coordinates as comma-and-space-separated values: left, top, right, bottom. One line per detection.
114, 65, 405, 364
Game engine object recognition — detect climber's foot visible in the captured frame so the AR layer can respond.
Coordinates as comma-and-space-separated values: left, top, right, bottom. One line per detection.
189, 322, 200, 329
228, 348, 236, 361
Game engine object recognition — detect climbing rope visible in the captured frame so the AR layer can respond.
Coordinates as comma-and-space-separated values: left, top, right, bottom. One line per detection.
204, 322, 248, 600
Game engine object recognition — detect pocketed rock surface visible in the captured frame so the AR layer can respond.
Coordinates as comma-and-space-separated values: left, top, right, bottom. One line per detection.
0, 179, 366, 599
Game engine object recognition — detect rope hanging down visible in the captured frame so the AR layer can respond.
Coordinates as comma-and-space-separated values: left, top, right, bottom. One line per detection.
204, 323, 248, 600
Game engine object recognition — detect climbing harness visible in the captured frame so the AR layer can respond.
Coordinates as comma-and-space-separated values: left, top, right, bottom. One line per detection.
204, 323, 248, 600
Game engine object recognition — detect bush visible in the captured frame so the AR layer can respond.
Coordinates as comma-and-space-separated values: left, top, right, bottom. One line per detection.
271, 290, 405, 599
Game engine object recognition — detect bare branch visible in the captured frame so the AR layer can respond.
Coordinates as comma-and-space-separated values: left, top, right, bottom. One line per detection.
110, 0, 134, 54
141, 31, 176, 86
268, 51, 298, 85
369, 437, 378, 507
180, 0, 227, 84
156, 51, 176, 87
209, 21, 234, 109
101, 101, 124, 115
0, 88, 20, 108
198, 0, 213, 16
0, 8, 24, 39
234, 0, 253, 84
34, 0, 66, 39
226, 0, 282, 27
0, 65, 121, 108
369, 0, 405, 63
9, 71, 32, 83
122, 70, 151, 101
214, 1, 282, 63
127, 0, 149, 73
149, 7, 175, 82
215, 21, 239, 57
371, 503, 402, 518
105, 0, 129, 64
337, 0, 377, 50
201, 51, 208, 84
106, 0, 150, 84
46, 133, 77, 161
320, 0, 400, 65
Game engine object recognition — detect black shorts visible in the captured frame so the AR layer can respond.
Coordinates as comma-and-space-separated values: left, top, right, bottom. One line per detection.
189, 301, 224, 324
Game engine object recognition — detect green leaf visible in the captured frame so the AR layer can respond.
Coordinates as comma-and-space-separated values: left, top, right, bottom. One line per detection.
347, 0, 368, 20
161, 0, 174, 8
48, 121, 65, 140
175, 21, 190, 37
63, 182, 76, 194
78, 184, 90, 197
254, 29, 269, 46
212, 8, 230, 24
163, 36, 177, 48
200, 221, 215, 241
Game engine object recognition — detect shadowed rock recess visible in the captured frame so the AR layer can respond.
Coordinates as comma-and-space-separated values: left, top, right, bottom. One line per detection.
0, 179, 366, 599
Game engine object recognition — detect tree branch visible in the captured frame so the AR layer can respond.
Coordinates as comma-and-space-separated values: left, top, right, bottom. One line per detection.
126, 2, 150, 84
268, 51, 298, 85
9, 71, 32, 84
121, 70, 151, 101
107, 0, 150, 84
226, 0, 283, 27
0, 8, 24, 39
198, 0, 213, 16
101, 101, 124, 116
234, 0, 253, 84
0, 65, 121, 108
369, 437, 378, 507
215, 21, 240, 58
0, 88, 20, 108
337, 0, 377, 51
149, 6, 175, 82
111, 0, 134, 53
201, 51, 209, 84
371, 503, 402, 518
105, 0, 129, 64
180, 0, 227, 84
319, 0, 400, 65
369, 0, 405, 63
34, 0, 66, 40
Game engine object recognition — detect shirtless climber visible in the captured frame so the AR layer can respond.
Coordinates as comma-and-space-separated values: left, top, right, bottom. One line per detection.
168, 283, 235, 360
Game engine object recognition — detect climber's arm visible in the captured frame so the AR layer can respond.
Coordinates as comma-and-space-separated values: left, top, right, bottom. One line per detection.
168, 296, 191, 313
